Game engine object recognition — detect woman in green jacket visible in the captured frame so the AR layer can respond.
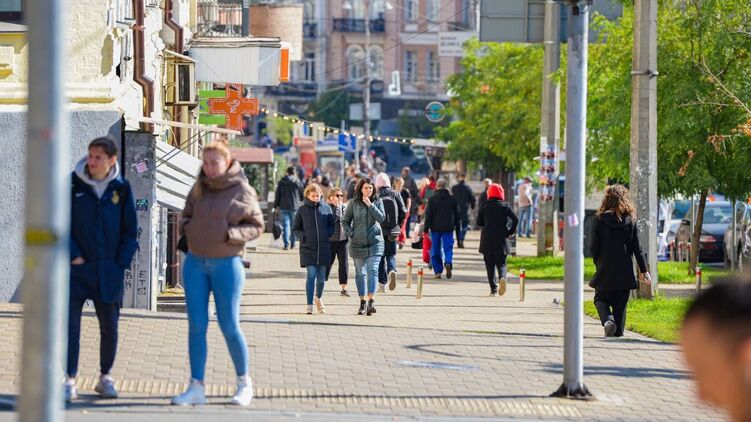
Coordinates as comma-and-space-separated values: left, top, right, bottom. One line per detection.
342, 177, 385, 316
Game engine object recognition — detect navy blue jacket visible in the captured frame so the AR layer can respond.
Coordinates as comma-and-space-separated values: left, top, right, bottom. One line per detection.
70, 172, 138, 303
293, 199, 335, 267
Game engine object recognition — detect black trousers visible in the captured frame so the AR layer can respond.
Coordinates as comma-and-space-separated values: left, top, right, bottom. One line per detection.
483, 253, 508, 292
594, 289, 630, 336
326, 240, 349, 285
67, 296, 120, 378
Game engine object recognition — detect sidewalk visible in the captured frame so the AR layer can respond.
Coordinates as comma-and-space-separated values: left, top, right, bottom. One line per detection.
0, 231, 722, 421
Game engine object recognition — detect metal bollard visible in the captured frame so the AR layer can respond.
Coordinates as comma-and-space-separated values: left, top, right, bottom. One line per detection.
406, 258, 413, 289
696, 266, 702, 294
417, 267, 424, 299
519, 268, 526, 302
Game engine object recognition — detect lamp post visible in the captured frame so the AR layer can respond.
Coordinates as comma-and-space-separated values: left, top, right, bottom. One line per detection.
343, 0, 392, 167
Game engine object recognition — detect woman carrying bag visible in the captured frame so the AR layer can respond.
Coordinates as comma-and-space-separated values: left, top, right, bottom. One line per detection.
172, 140, 264, 406
325, 188, 351, 297
342, 177, 385, 316
589, 185, 652, 337
476, 183, 518, 297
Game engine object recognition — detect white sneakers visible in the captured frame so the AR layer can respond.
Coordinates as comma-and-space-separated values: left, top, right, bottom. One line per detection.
388, 271, 397, 290
314, 297, 326, 314
172, 377, 253, 407
231, 376, 253, 406
64, 378, 78, 403
171, 379, 207, 406
94, 374, 118, 398
498, 277, 507, 296
377, 284, 386, 293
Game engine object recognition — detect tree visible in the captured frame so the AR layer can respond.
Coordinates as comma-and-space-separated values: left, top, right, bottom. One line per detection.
305, 88, 352, 128
267, 116, 293, 146
585, 0, 751, 275
435, 41, 544, 181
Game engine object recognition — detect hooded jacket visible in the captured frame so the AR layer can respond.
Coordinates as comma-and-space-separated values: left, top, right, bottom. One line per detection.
274, 174, 304, 211
424, 189, 461, 235
69, 158, 138, 303
342, 197, 386, 258
589, 212, 648, 291
180, 160, 265, 258
293, 198, 335, 267
477, 199, 518, 255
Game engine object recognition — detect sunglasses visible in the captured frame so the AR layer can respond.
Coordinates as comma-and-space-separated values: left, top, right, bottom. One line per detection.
335, 194, 343, 197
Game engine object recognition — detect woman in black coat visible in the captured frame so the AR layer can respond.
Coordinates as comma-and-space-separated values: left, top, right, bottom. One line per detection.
293, 184, 335, 314
476, 183, 518, 297
589, 185, 652, 337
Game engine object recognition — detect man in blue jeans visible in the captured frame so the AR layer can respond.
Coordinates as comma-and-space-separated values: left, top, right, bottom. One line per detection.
423, 178, 461, 279
273, 166, 304, 249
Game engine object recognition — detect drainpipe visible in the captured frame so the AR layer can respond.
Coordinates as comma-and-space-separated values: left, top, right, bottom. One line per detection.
133, 0, 154, 132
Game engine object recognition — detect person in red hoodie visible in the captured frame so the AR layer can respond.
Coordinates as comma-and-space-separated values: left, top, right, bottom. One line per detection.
476, 183, 518, 296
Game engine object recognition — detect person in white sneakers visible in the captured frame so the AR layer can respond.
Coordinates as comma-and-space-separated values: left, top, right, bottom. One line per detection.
171, 140, 264, 406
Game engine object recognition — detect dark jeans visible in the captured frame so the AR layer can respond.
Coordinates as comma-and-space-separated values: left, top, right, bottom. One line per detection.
458, 211, 470, 241
326, 240, 349, 285
378, 254, 397, 284
483, 253, 508, 293
67, 296, 120, 378
594, 289, 630, 336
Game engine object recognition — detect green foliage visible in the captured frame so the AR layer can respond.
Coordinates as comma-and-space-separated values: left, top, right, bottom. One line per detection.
305, 89, 352, 128
586, 0, 751, 201
584, 297, 692, 343
435, 41, 544, 174
268, 116, 293, 146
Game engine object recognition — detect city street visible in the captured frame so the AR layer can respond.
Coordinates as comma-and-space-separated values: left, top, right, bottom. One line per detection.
0, 233, 721, 421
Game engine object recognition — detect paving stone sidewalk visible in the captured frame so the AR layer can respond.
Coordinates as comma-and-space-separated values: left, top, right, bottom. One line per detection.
0, 232, 723, 421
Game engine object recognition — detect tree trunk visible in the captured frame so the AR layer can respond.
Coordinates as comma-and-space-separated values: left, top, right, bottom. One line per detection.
688, 189, 708, 276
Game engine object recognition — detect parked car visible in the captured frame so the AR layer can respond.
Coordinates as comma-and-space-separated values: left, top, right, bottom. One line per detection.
724, 203, 751, 269
674, 201, 734, 263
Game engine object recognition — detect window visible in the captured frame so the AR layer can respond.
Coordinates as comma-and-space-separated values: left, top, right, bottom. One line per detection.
404, 50, 418, 82
427, 51, 440, 82
404, 0, 418, 21
346, 45, 366, 81
426, 0, 440, 22
369, 45, 384, 80
0, 0, 22, 22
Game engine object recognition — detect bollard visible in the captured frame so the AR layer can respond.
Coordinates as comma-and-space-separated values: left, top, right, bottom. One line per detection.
519, 268, 526, 302
406, 258, 413, 289
696, 266, 702, 294
416, 267, 424, 299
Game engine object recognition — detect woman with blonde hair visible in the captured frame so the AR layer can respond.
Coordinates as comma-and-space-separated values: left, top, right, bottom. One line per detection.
172, 140, 264, 406
589, 184, 651, 337
293, 183, 335, 314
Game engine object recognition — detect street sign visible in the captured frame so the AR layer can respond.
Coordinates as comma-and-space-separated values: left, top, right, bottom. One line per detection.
338, 133, 356, 153
438, 31, 475, 57
424, 101, 446, 122
479, 0, 621, 43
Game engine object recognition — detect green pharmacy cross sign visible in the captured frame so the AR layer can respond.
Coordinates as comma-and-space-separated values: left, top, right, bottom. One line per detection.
424, 101, 445, 122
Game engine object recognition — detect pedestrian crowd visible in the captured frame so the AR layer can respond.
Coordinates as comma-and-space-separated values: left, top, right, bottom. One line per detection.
64, 137, 751, 422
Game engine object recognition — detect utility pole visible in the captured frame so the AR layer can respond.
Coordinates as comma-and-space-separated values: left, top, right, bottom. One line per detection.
537, 0, 561, 257
629, 0, 658, 298
552, 0, 592, 399
242, 0, 250, 36
20, 0, 70, 420
363, 0, 372, 162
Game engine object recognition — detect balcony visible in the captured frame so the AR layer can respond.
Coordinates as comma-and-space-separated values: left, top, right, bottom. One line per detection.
265, 82, 318, 98
332, 18, 385, 33
447, 21, 472, 31
196, 2, 244, 37
303, 21, 317, 38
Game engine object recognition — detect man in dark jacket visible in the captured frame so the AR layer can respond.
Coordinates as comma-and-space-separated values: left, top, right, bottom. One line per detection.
67, 136, 138, 402
424, 179, 461, 279
401, 167, 419, 238
274, 166, 304, 250
451, 173, 476, 249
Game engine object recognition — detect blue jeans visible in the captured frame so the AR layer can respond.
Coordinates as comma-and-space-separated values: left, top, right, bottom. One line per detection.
430, 232, 454, 275
183, 253, 249, 382
306, 265, 327, 305
378, 254, 397, 284
353, 256, 381, 297
458, 211, 470, 241
519, 206, 532, 237
280, 209, 297, 247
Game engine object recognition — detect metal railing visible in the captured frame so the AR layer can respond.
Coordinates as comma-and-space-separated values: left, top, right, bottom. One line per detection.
332, 17, 386, 33
197, 3, 244, 37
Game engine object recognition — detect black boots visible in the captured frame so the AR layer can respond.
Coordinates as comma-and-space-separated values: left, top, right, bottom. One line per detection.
458, 240, 464, 249
358, 300, 366, 315
366, 299, 376, 316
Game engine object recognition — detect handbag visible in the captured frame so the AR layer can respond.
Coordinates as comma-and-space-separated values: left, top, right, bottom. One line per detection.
177, 234, 188, 253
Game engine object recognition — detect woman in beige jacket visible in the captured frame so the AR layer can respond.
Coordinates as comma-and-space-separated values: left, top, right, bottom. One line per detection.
172, 140, 264, 407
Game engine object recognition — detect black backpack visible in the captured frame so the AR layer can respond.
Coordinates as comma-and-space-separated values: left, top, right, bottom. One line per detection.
379, 190, 401, 240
